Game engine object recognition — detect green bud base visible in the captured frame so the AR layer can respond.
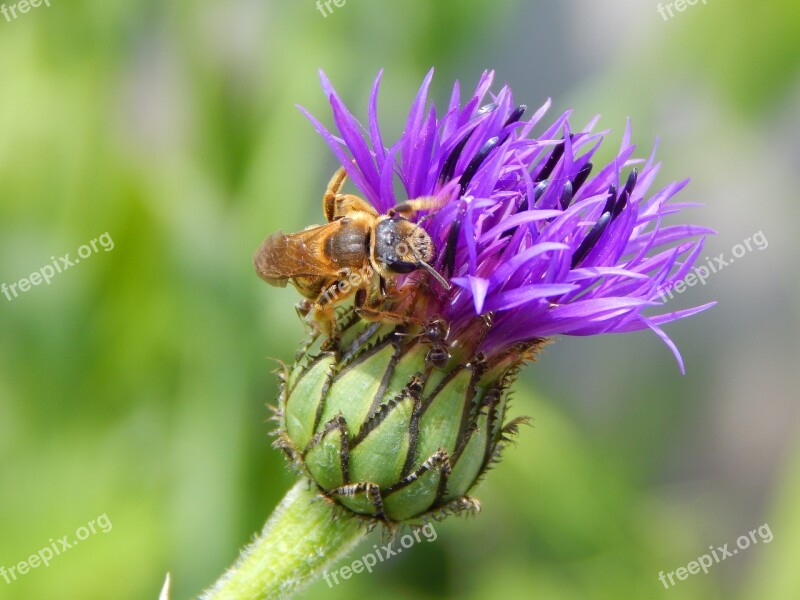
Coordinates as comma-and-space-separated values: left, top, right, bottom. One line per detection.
273, 309, 531, 523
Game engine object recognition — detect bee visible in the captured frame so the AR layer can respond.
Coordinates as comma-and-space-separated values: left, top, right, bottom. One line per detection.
254, 166, 449, 335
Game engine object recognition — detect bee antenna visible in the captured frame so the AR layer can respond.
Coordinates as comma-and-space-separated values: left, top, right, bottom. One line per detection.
408, 222, 451, 290
419, 260, 451, 290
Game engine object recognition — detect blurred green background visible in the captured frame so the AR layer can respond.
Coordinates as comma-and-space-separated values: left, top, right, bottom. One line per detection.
1, 1, 799, 599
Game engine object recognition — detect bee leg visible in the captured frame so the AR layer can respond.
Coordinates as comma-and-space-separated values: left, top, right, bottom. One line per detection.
389, 195, 448, 219
354, 289, 422, 327
313, 305, 340, 350
295, 298, 314, 320
331, 195, 378, 221
357, 307, 424, 327
323, 167, 379, 222
323, 167, 349, 222
310, 280, 354, 346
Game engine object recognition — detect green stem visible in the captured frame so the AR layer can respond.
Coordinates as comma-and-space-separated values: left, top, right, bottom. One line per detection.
201, 480, 366, 600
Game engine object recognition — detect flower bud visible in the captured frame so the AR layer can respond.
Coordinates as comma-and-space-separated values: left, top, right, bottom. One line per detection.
273, 314, 537, 523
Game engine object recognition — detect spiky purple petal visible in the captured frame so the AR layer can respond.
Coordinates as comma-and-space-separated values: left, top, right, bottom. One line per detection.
299, 70, 714, 371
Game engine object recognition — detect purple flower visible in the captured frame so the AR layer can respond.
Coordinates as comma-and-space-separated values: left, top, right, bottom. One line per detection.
298, 69, 715, 373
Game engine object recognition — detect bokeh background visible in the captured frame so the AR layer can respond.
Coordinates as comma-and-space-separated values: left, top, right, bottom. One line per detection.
1, 1, 799, 599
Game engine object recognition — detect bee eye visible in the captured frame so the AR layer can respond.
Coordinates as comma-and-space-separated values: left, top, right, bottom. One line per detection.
386, 260, 417, 274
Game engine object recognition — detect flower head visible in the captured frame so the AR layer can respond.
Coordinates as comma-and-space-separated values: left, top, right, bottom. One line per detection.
299, 69, 714, 373
268, 70, 715, 524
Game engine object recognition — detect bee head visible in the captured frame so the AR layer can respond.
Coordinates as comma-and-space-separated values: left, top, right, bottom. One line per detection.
372, 217, 449, 289
373, 217, 433, 274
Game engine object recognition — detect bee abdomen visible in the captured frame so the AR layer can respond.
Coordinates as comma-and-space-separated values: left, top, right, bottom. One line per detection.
325, 220, 370, 268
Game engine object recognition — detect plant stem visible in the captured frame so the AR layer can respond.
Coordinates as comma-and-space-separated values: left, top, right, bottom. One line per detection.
202, 480, 365, 600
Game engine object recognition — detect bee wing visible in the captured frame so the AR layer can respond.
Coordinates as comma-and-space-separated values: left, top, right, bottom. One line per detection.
254, 224, 335, 286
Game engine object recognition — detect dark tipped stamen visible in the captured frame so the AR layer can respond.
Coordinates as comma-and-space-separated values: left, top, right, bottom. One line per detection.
602, 184, 617, 215
533, 180, 549, 203
559, 181, 573, 209
503, 180, 549, 239
438, 104, 501, 185
613, 168, 638, 218
497, 104, 528, 146
571, 211, 612, 268
442, 215, 462, 276
459, 136, 500, 191
572, 162, 593, 193
514, 180, 548, 215
612, 195, 627, 219
504, 104, 527, 127
624, 168, 639, 196
514, 195, 529, 215
536, 139, 565, 183
438, 131, 475, 184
